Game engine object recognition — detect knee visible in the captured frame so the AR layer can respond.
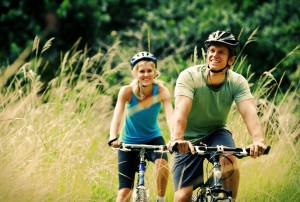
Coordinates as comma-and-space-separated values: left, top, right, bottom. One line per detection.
222, 158, 240, 179
221, 155, 239, 173
117, 188, 132, 202
155, 159, 169, 169
155, 158, 168, 165
174, 188, 193, 202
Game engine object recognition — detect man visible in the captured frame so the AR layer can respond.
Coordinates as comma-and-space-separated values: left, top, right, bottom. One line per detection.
171, 30, 267, 201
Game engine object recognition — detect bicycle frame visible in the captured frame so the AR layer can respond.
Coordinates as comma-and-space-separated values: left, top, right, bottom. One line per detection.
118, 143, 168, 202
196, 153, 233, 202
190, 145, 271, 202
138, 147, 146, 187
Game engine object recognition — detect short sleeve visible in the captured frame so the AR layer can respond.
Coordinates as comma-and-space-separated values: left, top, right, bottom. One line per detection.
174, 69, 195, 100
234, 75, 254, 103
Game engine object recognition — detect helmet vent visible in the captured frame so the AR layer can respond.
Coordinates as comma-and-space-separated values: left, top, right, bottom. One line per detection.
130, 51, 157, 69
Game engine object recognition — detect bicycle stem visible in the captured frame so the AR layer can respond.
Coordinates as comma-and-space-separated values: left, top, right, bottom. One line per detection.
138, 148, 146, 187
211, 155, 222, 188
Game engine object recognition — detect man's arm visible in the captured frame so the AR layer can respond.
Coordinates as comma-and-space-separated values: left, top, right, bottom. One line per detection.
237, 98, 267, 158
172, 95, 195, 154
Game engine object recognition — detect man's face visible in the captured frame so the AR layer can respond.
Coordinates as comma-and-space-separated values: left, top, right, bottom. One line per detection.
206, 45, 235, 70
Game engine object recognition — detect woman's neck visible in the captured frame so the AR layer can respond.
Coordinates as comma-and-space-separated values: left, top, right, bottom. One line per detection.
141, 84, 153, 98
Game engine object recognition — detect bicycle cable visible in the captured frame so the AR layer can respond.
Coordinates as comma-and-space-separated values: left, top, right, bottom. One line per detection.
206, 153, 235, 184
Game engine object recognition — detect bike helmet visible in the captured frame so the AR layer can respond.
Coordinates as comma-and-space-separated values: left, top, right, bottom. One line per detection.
204, 30, 239, 55
130, 51, 157, 69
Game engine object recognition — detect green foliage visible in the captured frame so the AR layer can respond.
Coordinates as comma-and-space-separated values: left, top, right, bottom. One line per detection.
1, 0, 299, 92
241, 0, 300, 84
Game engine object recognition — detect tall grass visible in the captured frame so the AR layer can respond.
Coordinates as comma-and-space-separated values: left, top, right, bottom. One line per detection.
0, 35, 299, 202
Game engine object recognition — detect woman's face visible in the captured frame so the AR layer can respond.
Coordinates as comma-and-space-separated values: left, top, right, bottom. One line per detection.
135, 61, 156, 87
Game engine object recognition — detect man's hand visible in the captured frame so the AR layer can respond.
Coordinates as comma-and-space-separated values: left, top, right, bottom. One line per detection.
168, 140, 195, 154
249, 141, 267, 158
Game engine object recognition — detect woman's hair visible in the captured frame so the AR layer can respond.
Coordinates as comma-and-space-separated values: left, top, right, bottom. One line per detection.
130, 60, 163, 100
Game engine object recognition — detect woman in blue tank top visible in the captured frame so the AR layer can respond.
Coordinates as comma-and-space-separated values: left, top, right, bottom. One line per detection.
108, 51, 173, 202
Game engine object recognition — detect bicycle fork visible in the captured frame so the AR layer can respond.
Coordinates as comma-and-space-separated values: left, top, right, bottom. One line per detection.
132, 148, 149, 202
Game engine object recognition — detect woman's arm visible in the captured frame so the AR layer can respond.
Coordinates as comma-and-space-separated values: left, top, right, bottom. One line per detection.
109, 86, 131, 147
159, 85, 174, 136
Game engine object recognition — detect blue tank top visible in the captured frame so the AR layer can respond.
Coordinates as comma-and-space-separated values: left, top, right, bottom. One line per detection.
121, 84, 162, 143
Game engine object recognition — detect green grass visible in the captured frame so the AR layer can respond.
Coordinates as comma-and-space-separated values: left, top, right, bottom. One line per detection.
0, 37, 299, 201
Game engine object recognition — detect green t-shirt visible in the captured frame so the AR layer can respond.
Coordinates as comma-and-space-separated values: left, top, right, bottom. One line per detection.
174, 65, 253, 144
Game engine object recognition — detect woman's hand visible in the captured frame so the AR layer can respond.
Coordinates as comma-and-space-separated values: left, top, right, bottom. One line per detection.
108, 137, 121, 148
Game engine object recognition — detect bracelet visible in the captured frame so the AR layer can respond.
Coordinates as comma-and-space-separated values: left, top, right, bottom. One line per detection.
108, 137, 118, 146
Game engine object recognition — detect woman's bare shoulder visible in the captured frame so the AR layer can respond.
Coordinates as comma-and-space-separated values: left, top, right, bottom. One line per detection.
120, 85, 132, 92
158, 84, 170, 93
158, 84, 171, 100
118, 85, 132, 101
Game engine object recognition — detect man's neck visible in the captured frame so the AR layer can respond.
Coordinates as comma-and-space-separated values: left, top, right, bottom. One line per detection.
205, 68, 227, 87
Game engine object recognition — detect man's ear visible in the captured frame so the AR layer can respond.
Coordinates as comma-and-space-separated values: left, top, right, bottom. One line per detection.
228, 56, 236, 65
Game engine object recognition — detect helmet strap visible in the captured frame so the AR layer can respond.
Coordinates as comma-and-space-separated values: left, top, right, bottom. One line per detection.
208, 58, 231, 73
209, 66, 227, 73
208, 65, 228, 73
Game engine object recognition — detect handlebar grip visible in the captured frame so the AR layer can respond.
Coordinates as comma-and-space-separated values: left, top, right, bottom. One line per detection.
245, 145, 271, 155
108, 137, 118, 146
264, 145, 271, 155
163, 145, 168, 151
169, 142, 179, 154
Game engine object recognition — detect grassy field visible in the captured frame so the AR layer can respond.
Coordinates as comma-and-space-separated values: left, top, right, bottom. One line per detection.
0, 37, 299, 202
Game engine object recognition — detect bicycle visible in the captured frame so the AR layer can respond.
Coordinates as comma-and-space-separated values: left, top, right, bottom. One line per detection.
117, 143, 169, 202
171, 143, 271, 202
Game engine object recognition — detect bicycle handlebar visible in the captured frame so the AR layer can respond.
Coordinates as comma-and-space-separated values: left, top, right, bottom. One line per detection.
116, 143, 271, 158
194, 145, 271, 158
118, 143, 168, 153
171, 143, 271, 158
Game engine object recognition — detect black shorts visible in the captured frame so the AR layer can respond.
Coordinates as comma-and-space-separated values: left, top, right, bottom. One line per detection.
118, 136, 168, 189
172, 129, 235, 191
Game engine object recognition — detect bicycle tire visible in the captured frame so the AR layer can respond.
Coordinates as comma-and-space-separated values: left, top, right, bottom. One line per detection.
132, 186, 149, 202
192, 196, 208, 202
192, 189, 208, 202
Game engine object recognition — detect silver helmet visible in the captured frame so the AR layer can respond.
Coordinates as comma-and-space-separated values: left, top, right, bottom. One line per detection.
205, 31, 239, 55
130, 51, 157, 69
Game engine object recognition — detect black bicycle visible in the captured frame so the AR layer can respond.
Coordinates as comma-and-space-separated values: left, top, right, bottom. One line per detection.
117, 143, 168, 202
172, 144, 271, 202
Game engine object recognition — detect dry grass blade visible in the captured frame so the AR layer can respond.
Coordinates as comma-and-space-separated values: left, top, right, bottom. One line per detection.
0, 47, 31, 88
41, 37, 55, 54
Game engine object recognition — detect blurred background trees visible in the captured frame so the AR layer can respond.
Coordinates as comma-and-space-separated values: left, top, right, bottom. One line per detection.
0, 2, 299, 200
1, 0, 299, 92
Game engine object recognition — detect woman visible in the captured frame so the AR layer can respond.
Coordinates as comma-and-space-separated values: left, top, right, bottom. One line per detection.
108, 51, 173, 202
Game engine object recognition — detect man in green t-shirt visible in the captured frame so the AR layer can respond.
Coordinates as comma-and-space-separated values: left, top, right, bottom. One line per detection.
171, 30, 267, 201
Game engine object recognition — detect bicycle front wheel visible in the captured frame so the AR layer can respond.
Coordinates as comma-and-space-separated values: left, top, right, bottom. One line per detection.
132, 186, 149, 202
